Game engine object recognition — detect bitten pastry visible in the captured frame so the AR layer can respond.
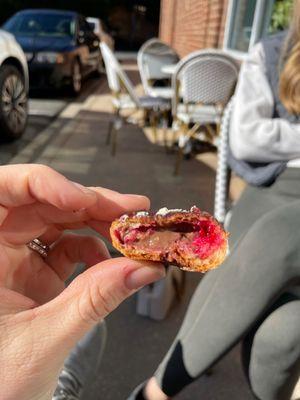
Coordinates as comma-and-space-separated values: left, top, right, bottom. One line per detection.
110, 206, 228, 272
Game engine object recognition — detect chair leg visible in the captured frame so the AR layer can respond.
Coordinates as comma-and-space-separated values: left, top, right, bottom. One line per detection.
163, 127, 168, 152
111, 126, 118, 156
106, 120, 114, 145
162, 111, 169, 151
205, 123, 215, 143
171, 128, 177, 152
174, 132, 188, 175
142, 109, 149, 127
174, 146, 184, 176
150, 112, 158, 143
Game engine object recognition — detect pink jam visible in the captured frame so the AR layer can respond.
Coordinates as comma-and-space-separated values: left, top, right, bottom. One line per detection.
116, 220, 225, 260
191, 220, 225, 259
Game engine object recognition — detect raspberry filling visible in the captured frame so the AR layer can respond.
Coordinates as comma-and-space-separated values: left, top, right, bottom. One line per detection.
114, 220, 225, 260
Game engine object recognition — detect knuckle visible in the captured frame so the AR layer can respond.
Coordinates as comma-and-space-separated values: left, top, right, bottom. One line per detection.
77, 281, 116, 324
36, 164, 52, 172
95, 284, 116, 315
29, 165, 54, 190
34, 164, 54, 177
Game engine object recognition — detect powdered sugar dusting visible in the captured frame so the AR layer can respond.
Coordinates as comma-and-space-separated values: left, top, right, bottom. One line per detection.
136, 211, 149, 217
156, 207, 188, 216
156, 206, 200, 216
120, 207, 199, 220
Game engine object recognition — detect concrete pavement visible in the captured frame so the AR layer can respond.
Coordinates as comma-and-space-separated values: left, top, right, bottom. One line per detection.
0, 75, 103, 166
9, 66, 254, 400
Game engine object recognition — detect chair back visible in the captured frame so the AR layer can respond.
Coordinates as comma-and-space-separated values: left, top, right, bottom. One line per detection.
138, 38, 179, 95
172, 49, 239, 116
100, 42, 141, 107
214, 97, 235, 224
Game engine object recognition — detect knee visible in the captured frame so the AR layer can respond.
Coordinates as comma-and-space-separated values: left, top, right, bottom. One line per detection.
239, 204, 300, 275
250, 302, 300, 385
252, 302, 300, 364
249, 303, 300, 399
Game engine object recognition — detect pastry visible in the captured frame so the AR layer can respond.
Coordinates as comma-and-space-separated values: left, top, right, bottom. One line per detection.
110, 206, 228, 272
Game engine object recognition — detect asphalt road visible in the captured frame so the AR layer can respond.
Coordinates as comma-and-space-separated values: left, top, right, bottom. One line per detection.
0, 74, 103, 165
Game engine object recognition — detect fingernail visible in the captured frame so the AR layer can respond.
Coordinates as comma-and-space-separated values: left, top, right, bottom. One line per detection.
125, 265, 165, 290
125, 194, 146, 197
125, 194, 149, 200
125, 194, 150, 209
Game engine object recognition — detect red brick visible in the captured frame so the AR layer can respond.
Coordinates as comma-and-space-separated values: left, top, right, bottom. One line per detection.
159, 0, 229, 56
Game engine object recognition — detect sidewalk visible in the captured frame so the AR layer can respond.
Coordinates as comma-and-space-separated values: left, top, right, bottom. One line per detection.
10, 69, 253, 400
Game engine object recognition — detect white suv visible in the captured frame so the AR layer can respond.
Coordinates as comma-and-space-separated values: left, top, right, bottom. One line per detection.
0, 29, 29, 141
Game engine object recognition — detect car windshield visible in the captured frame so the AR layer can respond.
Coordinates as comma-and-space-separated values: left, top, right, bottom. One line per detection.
3, 13, 75, 37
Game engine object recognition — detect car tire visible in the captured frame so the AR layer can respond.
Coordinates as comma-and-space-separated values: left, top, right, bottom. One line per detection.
70, 59, 82, 95
0, 65, 28, 142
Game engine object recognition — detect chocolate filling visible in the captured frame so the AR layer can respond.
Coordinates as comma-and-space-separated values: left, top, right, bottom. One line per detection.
117, 220, 224, 260
133, 231, 182, 251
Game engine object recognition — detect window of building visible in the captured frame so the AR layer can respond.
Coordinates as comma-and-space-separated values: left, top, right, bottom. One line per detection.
223, 0, 293, 56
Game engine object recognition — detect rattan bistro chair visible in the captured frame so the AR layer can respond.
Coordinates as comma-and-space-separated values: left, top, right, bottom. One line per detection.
137, 38, 179, 99
100, 42, 170, 155
172, 49, 239, 175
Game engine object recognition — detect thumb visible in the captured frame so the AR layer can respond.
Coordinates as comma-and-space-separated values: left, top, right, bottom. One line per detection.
33, 258, 165, 354
0, 259, 165, 400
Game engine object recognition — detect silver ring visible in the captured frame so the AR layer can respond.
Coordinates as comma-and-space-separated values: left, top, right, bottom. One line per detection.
27, 238, 50, 258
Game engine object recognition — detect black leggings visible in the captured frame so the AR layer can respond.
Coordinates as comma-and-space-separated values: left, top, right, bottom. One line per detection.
154, 168, 300, 400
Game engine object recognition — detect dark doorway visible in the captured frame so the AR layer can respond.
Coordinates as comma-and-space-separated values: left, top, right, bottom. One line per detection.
106, 0, 161, 50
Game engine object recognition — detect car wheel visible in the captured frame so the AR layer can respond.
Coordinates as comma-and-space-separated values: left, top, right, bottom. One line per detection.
0, 65, 28, 142
70, 60, 82, 95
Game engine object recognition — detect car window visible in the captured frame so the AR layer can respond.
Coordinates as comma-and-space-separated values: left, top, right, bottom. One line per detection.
3, 13, 76, 37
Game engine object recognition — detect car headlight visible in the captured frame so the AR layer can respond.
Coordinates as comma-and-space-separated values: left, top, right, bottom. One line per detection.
35, 52, 64, 64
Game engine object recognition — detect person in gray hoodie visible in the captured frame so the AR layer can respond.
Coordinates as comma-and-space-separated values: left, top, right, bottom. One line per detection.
129, 2, 300, 400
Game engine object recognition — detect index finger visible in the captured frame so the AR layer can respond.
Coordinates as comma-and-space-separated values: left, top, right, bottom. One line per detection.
86, 187, 150, 221
0, 164, 97, 210
0, 164, 149, 224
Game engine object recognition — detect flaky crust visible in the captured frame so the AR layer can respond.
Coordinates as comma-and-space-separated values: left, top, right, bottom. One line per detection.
110, 208, 228, 273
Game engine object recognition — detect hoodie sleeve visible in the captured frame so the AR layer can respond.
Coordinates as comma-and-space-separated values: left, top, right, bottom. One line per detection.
229, 43, 300, 162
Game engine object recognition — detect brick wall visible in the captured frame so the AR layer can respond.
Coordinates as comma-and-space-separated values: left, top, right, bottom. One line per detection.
218, 0, 229, 47
159, 0, 229, 57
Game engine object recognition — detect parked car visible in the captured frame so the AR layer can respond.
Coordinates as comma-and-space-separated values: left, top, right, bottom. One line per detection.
86, 17, 115, 50
0, 29, 28, 141
3, 9, 102, 94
